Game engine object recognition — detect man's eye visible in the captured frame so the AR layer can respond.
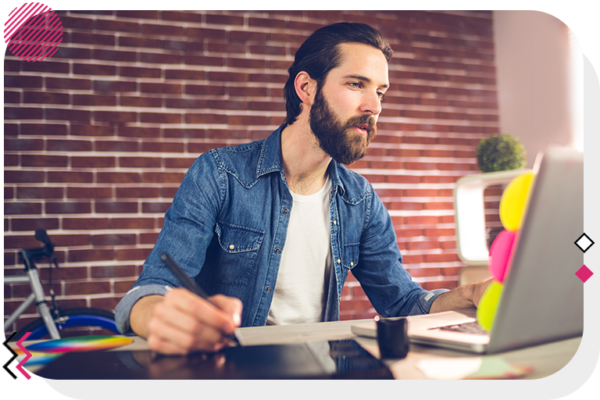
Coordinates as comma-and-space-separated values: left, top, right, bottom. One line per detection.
378, 93, 386, 102
349, 82, 362, 88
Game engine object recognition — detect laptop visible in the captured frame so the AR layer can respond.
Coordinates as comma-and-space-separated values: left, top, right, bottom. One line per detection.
352, 148, 584, 354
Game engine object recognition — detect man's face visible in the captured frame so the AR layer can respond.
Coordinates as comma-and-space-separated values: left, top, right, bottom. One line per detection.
310, 86, 377, 165
309, 42, 389, 165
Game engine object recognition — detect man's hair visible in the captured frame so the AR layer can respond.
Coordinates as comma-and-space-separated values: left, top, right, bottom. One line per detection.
283, 22, 393, 126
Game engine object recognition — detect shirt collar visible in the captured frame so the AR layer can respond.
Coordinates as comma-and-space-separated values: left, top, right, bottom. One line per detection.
256, 124, 346, 196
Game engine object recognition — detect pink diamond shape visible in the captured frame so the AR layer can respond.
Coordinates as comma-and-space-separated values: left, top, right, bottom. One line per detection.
576, 265, 593, 282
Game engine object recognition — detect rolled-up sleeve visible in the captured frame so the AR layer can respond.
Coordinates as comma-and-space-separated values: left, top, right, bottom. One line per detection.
408, 288, 449, 315
115, 284, 172, 335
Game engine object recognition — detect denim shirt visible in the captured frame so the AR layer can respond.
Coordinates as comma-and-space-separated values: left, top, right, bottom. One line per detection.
115, 126, 448, 334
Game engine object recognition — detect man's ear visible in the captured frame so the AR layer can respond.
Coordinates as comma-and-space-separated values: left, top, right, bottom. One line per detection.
294, 71, 317, 107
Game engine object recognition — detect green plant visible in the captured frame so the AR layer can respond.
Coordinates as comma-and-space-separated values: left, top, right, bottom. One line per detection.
476, 134, 526, 173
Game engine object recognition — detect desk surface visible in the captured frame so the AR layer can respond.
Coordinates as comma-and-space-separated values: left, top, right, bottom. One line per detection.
18, 313, 581, 380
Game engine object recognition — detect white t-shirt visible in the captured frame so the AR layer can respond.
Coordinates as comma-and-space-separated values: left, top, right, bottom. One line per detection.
266, 177, 332, 325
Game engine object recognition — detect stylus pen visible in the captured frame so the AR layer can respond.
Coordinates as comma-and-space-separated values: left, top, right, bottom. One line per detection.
160, 253, 241, 347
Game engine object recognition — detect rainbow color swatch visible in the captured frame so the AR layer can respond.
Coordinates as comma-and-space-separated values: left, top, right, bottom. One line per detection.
14, 335, 133, 367
25, 335, 133, 353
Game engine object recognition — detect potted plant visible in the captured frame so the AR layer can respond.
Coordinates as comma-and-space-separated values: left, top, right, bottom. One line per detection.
476, 134, 527, 173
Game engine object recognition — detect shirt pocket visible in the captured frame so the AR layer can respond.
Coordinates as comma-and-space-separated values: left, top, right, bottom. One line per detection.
215, 221, 265, 285
342, 242, 360, 270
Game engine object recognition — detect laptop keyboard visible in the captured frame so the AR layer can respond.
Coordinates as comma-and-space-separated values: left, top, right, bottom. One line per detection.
431, 321, 488, 336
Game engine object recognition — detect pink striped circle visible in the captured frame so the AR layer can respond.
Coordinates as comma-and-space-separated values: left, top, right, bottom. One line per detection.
4, 2, 63, 62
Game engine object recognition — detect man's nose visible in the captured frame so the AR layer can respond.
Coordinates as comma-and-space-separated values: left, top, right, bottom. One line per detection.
360, 90, 382, 116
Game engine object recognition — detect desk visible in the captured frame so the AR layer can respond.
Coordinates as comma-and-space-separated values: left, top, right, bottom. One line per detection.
18, 313, 580, 380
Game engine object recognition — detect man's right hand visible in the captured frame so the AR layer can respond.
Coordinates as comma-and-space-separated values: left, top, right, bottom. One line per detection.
130, 289, 242, 355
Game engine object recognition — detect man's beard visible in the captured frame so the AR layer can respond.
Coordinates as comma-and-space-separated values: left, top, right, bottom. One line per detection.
309, 87, 377, 165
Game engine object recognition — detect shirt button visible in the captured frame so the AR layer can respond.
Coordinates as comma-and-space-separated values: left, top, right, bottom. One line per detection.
333, 220, 337, 225
274, 248, 281, 254
350, 262, 354, 267
229, 244, 235, 250
265, 286, 271, 292
337, 259, 341, 264
283, 208, 289, 214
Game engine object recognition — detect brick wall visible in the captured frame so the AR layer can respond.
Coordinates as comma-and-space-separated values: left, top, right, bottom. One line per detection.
4, 10, 500, 332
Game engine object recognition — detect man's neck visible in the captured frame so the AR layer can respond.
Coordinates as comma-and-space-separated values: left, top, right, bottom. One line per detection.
280, 119, 332, 196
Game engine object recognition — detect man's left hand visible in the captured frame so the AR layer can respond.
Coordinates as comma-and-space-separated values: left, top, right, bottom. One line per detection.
470, 277, 493, 307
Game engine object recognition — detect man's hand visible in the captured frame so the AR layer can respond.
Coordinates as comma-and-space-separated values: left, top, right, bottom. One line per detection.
470, 277, 493, 307
130, 289, 242, 355
429, 277, 493, 313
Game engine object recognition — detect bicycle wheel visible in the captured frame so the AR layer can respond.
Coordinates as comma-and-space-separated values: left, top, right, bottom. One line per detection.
13, 308, 119, 341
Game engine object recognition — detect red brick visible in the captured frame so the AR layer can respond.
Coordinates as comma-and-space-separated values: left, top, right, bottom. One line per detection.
96, 19, 139, 33
21, 61, 69, 74
67, 187, 113, 199
205, 13, 244, 26
114, 279, 141, 293
46, 140, 92, 152
21, 154, 67, 168
142, 202, 171, 213
95, 202, 139, 214
164, 128, 205, 139
118, 36, 161, 49
228, 115, 268, 126
142, 23, 184, 36
93, 49, 137, 62
47, 171, 94, 183
72, 94, 117, 106
141, 82, 182, 94
45, 202, 92, 214
71, 125, 114, 137
424, 254, 460, 263
140, 52, 182, 64
117, 248, 153, 262
23, 91, 69, 104
187, 27, 227, 40
69, 250, 115, 264
209, 71, 248, 82
63, 218, 110, 230
141, 141, 184, 153
119, 157, 161, 168
118, 127, 160, 138
140, 232, 160, 244
116, 10, 159, 19
110, 218, 155, 230
91, 264, 137, 278
73, 63, 117, 76
116, 187, 160, 198
95, 140, 138, 152
5, 107, 43, 119
71, 156, 116, 168
71, 32, 115, 46
4, 202, 42, 215
91, 234, 136, 246
94, 111, 137, 123
119, 66, 162, 78
186, 84, 226, 96
97, 172, 141, 184
161, 11, 204, 23
91, 297, 122, 311
164, 157, 196, 169
5, 75, 43, 88
166, 96, 208, 109
45, 108, 91, 122
405, 216, 440, 225
165, 69, 206, 80
142, 172, 185, 184
46, 77, 91, 90
93, 80, 137, 92
185, 113, 227, 124
65, 281, 111, 295
340, 299, 373, 311
140, 113, 182, 124
11, 218, 59, 231
4, 171, 44, 183
120, 96, 162, 108
4, 138, 44, 151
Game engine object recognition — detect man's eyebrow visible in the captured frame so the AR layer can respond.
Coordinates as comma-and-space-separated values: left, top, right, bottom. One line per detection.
343, 74, 389, 89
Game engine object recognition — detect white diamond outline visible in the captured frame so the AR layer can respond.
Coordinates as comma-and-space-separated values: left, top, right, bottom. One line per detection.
575, 233, 595, 253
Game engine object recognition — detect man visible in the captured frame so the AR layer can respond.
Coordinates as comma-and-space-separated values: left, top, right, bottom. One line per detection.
115, 22, 491, 355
